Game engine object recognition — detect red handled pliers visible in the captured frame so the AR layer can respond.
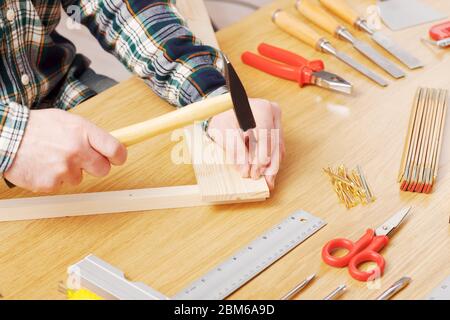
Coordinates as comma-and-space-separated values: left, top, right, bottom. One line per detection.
241, 43, 352, 94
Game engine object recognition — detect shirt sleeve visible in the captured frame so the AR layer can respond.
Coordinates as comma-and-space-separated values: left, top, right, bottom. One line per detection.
0, 102, 29, 174
61, 0, 228, 107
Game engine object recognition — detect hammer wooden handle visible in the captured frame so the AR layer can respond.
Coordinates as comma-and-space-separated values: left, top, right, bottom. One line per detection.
319, 0, 360, 26
296, 0, 341, 36
272, 9, 322, 49
110, 93, 232, 147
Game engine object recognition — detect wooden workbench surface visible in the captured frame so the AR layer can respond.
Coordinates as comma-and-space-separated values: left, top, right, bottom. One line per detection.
0, 0, 449, 300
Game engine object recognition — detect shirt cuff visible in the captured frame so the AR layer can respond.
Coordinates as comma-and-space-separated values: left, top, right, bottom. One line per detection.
200, 85, 229, 133
0, 102, 29, 173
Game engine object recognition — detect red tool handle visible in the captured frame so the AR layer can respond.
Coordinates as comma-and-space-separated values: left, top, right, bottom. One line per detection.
258, 43, 324, 71
429, 21, 450, 41
242, 43, 326, 86
322, 229, 390, 281
242, 51, 298, 81
242, 51, 312, 86
322, 229, 390, 282
348, 238, 387, 282
322, 229, 376, 267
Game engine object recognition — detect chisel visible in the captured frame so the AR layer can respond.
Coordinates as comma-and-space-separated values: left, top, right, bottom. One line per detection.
272, 9, 388, 86
319, 0, 423, 69
295, 0, 405, 79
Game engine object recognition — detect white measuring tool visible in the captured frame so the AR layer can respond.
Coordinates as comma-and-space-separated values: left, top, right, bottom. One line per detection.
173, 211, 326, 300
68, 211, 326, 300
427, 276, 450, 300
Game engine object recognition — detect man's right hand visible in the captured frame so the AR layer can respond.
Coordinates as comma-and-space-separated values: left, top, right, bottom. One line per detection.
4, 109, 127, 192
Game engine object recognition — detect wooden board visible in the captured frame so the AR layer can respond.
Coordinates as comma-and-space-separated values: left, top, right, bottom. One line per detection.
177, 0, 269, 202
0, 0, 449, 300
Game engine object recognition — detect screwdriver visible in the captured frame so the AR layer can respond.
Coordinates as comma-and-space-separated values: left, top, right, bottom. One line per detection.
272, 9, 388, 87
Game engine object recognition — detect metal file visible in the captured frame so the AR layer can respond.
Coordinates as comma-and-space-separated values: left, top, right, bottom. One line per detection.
173, 211, 327, 300
370, 30, 423, 69
318, 0, 424, 69
335, 26, 405, 78
272, 10, 389, 87
351, 38, 405, 78
333, 49, 389, 87
295, 0, 404, 78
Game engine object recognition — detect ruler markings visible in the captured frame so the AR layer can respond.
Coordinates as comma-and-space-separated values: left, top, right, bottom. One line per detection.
173, 211, 326, 300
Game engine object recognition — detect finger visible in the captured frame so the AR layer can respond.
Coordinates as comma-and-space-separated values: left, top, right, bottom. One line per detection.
65, 168, 83, 186
233, 130, 251, 178
263, 103, 283, 183
35, 176, 63, 193
87, 124, 127, 166
81, 149, 111, 178
256, 127, 272, 175
265, 174, 276, 191
271, 102, 286, 161
247, 130, 261, 179
208, 125, 251, 178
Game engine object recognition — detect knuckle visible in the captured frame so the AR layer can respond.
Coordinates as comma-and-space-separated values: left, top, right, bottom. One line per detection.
96, 161, 111, 177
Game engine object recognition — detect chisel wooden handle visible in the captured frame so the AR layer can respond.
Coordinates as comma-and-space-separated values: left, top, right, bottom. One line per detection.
319, 0, 360, 26
272, 9, 322, 49
295, 0, 341, 35
110, 93, 232, 147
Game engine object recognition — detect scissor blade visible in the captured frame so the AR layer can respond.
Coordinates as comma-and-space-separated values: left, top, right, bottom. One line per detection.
375, 207, 411, 237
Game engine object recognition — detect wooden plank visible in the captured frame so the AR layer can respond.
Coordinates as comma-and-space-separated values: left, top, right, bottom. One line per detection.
176, 0, 270, 201
184, 126, 270, 202
1, 0, 449, 301
0, 185, 205, 222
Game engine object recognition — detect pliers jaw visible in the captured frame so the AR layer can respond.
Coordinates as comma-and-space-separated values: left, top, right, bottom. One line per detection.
313, 71, 353, 95
241, 43, 352, 94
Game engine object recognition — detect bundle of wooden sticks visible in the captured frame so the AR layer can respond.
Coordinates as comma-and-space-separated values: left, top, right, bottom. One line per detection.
398, 87, 448, 193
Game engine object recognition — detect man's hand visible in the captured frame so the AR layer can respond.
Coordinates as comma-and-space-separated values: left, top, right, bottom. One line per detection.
207, 99, 285, 190
4, 109, 127, 192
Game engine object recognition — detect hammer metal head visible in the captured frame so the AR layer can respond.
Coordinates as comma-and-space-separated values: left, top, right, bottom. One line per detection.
224, 55, 256, 132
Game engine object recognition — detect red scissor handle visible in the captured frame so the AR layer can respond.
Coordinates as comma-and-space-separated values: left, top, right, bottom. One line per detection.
348, 243, 386, 282
322, 229, 389, 282
241, 43, 325, 87
322, 229, 375, 267
429, 21, 450, 41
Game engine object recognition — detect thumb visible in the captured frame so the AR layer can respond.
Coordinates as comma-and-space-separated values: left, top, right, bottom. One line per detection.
86, 123, 127, 166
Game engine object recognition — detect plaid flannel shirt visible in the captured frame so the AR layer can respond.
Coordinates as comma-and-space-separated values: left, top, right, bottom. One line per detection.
0, 0, 228, 173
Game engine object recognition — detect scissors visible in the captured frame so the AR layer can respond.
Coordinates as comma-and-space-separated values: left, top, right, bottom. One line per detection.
241, 43, 352, 94
322, 207, 411, 281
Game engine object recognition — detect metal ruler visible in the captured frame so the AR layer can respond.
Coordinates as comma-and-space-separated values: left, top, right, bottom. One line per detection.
173, 211, 326, 300
427, 276, 450, 300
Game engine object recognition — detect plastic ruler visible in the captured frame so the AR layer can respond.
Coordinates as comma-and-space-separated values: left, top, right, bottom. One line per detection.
427, 276, 450, 300
173, 211, 326, 300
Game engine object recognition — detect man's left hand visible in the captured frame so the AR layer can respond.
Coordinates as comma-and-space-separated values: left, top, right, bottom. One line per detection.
207, 98, 285, 190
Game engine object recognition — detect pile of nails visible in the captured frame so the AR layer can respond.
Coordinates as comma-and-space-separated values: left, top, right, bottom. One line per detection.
324, 165, 375, 209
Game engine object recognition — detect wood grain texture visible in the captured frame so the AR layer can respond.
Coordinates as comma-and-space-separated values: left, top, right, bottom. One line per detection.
0, 186, 205, 222
178, 0, 270, 202
296, 0, 341, 36
110, 93, 234, 147
184, 126, 270, 202
273, 9, 323, 49
0, 0, 449, 300
319, 0, 361, 25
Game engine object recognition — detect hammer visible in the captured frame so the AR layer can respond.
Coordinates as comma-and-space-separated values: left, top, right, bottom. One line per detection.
110, 56, 256, 146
